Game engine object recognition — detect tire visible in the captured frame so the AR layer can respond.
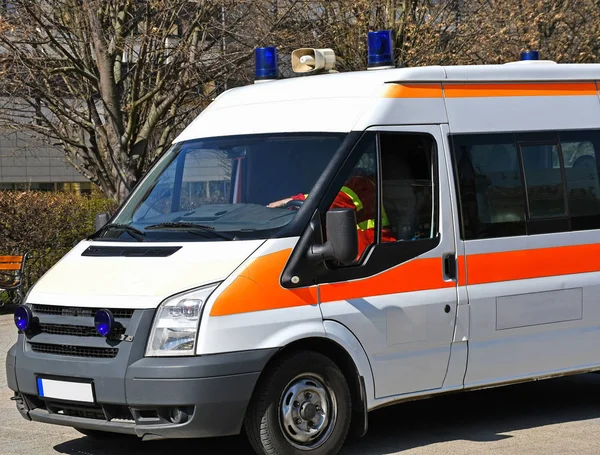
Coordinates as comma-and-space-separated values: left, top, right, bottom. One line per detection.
245, 350, 351, 455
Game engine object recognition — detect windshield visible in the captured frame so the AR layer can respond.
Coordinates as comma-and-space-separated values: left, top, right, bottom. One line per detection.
101, 133, 345, 241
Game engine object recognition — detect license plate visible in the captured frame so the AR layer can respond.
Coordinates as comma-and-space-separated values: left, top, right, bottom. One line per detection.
37, 377, 95, 403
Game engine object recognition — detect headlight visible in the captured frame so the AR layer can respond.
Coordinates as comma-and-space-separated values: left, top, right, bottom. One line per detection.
146, 283, 219, 357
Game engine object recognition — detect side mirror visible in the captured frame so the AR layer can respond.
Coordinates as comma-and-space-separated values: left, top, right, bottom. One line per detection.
308, 208, 358, 265
95, 212, 110, 231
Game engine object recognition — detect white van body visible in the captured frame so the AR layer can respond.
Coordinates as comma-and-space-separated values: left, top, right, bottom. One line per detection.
8, 61, 600, 454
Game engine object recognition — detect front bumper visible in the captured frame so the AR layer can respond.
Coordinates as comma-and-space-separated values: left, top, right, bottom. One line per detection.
7, 318, 277, 439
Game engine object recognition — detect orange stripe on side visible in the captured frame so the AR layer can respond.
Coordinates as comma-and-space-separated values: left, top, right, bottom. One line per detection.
444, 82, 597, 98
0, 264, 21, 271
209, 248, 318, 316
457, 255, 466, 287
320, 257, 452, 303
467, 243, 600, 285
382, 83, 443, 99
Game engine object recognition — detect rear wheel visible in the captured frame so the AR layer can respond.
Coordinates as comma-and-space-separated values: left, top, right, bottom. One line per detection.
245, 350, 351, 455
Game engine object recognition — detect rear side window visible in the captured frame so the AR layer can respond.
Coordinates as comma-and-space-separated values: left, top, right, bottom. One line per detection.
560, 131, 600, 230
451, 134, 526, 239
520, 143, 566, 219
451, 130, 600, 239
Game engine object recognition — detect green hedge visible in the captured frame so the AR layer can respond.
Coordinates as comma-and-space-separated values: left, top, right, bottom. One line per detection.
0, 190, 116, 300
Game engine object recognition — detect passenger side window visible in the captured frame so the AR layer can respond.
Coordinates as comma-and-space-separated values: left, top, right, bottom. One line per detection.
380, 133, 437, 242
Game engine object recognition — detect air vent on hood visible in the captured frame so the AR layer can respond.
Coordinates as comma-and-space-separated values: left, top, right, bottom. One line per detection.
81, 246, 181, 257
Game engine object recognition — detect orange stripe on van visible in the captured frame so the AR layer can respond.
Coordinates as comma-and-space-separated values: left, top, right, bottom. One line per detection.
319, 257, 453, 303
457, 255, 467, 287
443, 82, 597, 98
467, 243, 600, 285
209, 248, 318, 316
382, 83, 443, 98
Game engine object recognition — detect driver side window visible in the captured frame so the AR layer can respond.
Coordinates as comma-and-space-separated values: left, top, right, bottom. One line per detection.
313, 130, 441, 285
326, 132, 438, 263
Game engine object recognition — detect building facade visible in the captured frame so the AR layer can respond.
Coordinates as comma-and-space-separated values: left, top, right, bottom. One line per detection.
0, 131, 92, 193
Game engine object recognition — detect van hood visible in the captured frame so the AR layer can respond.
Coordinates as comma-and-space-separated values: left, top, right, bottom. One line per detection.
27, 239, 265, 309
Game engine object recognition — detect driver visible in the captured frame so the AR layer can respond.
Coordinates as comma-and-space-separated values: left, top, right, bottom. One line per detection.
268, 172, 396, 257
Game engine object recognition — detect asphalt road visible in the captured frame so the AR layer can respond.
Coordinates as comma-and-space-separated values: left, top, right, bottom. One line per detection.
2, 310, 600, 455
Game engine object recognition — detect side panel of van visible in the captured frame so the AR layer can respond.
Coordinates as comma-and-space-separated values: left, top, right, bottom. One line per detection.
446, 84, 600, 386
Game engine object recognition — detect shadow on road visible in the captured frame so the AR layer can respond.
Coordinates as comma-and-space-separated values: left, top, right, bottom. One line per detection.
53, 373, 600, 455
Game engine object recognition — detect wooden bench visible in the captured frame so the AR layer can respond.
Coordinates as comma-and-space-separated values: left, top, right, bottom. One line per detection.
0, 253, 28, 304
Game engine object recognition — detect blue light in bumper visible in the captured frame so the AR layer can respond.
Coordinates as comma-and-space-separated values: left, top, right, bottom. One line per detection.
368, 30, 394, 68
14, 305, 32, 331
94, 309, 114, 337
520, 50, 540, 60
255, 47, 278, 80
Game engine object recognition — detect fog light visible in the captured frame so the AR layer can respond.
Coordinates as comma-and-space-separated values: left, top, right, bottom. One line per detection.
94, 309, 114, 337
169, 407, 188, 424
14, 305, 33, 332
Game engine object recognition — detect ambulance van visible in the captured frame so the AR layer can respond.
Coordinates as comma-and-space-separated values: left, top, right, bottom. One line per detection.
7, 31, 600, 455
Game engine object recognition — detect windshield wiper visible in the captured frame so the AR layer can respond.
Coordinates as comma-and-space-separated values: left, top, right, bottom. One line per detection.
144, 222, 235, 240
95, 223, 146, 242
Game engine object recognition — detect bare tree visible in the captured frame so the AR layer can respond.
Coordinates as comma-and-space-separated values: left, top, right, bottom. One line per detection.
240, 1, 479, 72
244, 0, 600, 71
458, 0, 600, 64
1, 0, 599, 203
0, 0, 251, 202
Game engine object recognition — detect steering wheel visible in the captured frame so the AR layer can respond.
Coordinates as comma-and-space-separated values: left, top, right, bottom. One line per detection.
283, 199, 304, 210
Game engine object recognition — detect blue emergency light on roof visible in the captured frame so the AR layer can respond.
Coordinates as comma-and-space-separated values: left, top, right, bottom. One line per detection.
367, 30, 394, 69
255, 47, 278, 80
520, 50, 540, 61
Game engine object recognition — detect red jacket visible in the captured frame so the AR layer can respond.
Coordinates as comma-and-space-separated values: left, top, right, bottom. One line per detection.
292, 175, 395, 257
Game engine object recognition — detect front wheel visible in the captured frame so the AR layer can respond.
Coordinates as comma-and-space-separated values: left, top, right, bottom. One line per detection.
245, 351, 351, 455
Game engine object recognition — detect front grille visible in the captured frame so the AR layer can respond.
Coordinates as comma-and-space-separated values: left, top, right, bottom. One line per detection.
46, 401, 106, 420
27, 305, 137, 359
43, 399, 135, 422
30, 343, 119, 358
32, 305, 134, 319
39, 323, 125, 338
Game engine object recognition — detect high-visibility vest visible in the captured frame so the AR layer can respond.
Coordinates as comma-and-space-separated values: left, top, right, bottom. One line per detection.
340, 181, 390, 232
291, 177, 391, 233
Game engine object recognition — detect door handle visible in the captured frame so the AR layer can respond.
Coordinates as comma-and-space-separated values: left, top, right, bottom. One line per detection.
443, 254, 457, 281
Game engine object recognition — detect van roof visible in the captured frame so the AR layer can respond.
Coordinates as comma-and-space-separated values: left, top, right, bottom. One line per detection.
174, 62, 600, 142
208, 62, 600, 108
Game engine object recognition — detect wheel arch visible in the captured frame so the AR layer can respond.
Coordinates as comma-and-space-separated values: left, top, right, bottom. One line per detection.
251, 330, 372, 438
